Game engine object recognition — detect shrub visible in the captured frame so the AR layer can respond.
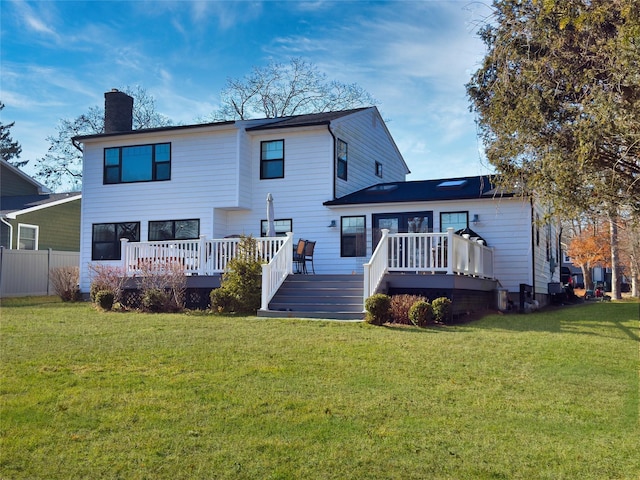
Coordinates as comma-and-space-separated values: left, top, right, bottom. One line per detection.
136, 260, 186, 313
49, 266, 80, 302
432, 297, 452, 323
364, 294, 391, 325
94, 290, 114, 311
408, 300, 434, 327
390, 294, 426, 324
141, 288, 171, 313
210, 236, 263, 314
210, 288, 235, 313
89, 264, 127, 304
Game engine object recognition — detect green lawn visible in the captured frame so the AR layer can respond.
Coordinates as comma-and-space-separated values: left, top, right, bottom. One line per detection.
1, 298, 638, 479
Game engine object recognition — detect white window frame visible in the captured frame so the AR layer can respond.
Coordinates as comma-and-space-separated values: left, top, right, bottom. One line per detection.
17, 223, 39, 250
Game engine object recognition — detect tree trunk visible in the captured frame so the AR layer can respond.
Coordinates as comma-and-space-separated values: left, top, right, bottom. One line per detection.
609, 212, 622, 300
581, 264, 593, 291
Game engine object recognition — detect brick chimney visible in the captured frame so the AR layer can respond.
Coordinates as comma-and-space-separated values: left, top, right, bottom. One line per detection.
104, 89, 133, 133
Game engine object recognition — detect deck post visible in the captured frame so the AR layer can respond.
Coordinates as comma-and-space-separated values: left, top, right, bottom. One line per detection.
446, 228, 454, 275
198, 234, 207, 275
120, 238, 129, 273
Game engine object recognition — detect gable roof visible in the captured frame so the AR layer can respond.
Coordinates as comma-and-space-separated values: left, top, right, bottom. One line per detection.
72, 108, 372, 142
1, 192, 81, 218
324, 175, 511, 206
1, 160, 51, 196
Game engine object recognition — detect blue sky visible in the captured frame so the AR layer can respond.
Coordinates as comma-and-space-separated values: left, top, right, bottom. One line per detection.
1, 0, 494, 185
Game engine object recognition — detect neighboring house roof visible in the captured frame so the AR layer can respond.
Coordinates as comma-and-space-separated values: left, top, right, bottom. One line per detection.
1, 159, 51, 196
324, 175, 512, 206
1, 192, 81, 218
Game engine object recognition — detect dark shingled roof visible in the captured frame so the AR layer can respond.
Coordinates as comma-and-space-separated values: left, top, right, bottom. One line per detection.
1, 193, 81, 216
324, 175, 510, 206
245, 108, 370, 131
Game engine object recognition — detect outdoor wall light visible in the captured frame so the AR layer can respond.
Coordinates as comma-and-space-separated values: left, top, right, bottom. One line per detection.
471, 214, 480, 225
327, 220, 337, 228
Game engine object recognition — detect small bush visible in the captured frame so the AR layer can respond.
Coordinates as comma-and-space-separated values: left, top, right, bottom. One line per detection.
210, 288, 235, 313
49, 266, 80, 302
89, 264, 127, 304
210, 236, 263, 314
142, 288, 171, 313
432, 297, 452, 323
94, 290, 114, 311
390, 294, 426, 324
364, 294, 391, 325
408, 300, 434, 327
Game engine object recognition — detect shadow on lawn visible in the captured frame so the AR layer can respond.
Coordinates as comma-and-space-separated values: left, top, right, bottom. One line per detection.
464, 302, 640, 340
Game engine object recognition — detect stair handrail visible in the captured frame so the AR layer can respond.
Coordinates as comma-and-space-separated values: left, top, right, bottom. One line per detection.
260, 232, 294, 311
363, 228, 390, 308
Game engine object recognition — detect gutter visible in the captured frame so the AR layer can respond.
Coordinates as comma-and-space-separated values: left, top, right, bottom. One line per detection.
1, 216, 13, 249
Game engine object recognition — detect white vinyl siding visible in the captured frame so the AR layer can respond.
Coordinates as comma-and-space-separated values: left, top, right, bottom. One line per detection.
330, 109, 408, 198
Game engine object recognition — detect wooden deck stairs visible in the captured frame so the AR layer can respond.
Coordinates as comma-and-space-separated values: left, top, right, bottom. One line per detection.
258, 274, 364, 321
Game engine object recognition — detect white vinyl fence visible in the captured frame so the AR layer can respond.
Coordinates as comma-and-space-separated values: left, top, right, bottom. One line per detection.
0, 248, 80, 297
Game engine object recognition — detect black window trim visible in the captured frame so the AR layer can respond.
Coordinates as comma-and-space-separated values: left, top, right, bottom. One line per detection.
340, 215, 366, 258
104, 142, 171, 185
91, 221, 141, 261
260, 139, 285, 180
148, 218, 200, 241
337, 138, 348, 181
439, 211, 469, 232
260, 218, 293, 237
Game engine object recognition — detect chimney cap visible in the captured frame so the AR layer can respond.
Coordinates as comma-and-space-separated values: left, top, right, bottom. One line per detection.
110, 88, 120, 92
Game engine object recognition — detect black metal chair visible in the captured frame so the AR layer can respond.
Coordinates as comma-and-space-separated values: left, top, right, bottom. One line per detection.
303, 240, 316, 274
293, 239, 306, 273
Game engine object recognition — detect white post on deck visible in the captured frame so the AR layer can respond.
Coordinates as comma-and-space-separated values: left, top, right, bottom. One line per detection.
446, 227, 454, 275
198, 234, 207, 275
120, 238, 129, 273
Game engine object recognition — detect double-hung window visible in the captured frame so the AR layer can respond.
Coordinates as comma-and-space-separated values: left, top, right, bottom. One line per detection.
104, 143, 171, 184
341, 216, 366, 257
337, 139, 348, 181
17, 223, 38, 250
260, 140, 284, 179
149, 219, 200, 241
92, 222, 140, 260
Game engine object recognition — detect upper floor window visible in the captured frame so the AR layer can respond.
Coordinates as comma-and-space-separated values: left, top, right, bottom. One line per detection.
149, 219, 200, 241
337, 139, 348, 181
104, 143, 171, 184
261, 140, 284, 179
17, 223, 38, 250
440, 212, 468, 232
375, 161, 383, 178
92, 222, 140, 260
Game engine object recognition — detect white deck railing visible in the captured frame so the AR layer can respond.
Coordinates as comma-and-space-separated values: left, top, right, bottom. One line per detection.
121, 235, 287, 276
121, 229, 494, 312
364, 228, 494, 302
260, 232, 294, 311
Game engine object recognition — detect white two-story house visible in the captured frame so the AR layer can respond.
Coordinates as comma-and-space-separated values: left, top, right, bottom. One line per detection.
74, 90, 559, 318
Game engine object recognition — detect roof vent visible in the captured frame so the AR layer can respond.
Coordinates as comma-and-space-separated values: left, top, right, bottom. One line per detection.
436, 179, 468, 190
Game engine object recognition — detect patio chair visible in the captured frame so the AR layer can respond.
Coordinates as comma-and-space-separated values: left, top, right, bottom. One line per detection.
303, 240, 316, 274
293, 239, 306, 273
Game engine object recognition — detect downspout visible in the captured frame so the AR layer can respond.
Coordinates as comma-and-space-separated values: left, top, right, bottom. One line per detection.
327, 124, 337, 200
530, 198, 536, 301
1, 217, 13, 249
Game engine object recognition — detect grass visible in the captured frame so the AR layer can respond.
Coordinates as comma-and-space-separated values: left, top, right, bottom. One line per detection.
1, 298, 638, 479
